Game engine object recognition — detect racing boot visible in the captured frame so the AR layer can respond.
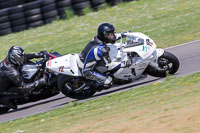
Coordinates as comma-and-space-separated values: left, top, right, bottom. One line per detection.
86, 76, 113, 91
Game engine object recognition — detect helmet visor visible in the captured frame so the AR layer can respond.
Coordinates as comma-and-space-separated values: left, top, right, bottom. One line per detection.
107, 33, 115, 40
16, 55, 25, 65
104, 30, 116, 44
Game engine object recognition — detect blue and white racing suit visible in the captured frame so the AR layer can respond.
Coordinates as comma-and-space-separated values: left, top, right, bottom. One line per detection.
78, 42, 121, 85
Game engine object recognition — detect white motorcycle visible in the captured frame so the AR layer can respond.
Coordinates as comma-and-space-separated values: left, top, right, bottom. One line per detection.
46, 32, 179, 99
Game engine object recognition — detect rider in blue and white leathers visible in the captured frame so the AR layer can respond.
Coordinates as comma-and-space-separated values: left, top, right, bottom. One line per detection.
78, 23, 131, 88
82, 43, 120, 87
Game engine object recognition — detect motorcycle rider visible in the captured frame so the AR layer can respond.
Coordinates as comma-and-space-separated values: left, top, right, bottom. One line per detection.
0, 46, 46, 109
78, 23, 132, 89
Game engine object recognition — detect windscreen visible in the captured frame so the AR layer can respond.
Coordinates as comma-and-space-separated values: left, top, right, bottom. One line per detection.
125, 35, 144, 47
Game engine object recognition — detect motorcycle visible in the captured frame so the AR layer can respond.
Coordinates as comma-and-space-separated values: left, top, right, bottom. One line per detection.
0, 51, 62, 114
46, 32, 180, 100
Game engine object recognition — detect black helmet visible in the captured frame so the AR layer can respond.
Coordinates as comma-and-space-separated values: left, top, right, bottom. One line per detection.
8, 46, 25, 65
97, 23, 116, 44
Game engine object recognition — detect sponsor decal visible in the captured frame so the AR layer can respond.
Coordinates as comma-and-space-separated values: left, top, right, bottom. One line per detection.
149, 42, 154, 46
142, 46, 147, 52
139, 63, 148, 67
59, 66, 64, 72
48, 60, 52, 67
146, 39, 154, 47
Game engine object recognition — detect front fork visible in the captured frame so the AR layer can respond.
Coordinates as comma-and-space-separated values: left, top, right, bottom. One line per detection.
148, 48, 166, 72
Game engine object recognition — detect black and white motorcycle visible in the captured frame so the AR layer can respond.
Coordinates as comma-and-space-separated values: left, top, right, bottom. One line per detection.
46, 32, 180, 100
0, 51, 62, 114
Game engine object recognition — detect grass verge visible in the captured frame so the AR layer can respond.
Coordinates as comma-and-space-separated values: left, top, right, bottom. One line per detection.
0, 0, 199, 60
1, 73, 200, 133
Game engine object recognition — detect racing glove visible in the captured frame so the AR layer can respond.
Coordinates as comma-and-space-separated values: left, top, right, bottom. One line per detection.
115, 32, 127, 40
36, 50, 47, 58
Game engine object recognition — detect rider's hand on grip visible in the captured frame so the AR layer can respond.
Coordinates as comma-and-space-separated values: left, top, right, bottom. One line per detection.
38, 50, 47, 58
115, 32, 127, 40
121, 32, 127, 38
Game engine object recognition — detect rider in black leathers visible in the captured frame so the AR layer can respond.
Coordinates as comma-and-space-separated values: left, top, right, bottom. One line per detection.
0, 46, 46, 109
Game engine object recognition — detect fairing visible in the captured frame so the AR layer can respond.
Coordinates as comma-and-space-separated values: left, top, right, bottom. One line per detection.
46, 54, 82, 76
22, 62, 38, 81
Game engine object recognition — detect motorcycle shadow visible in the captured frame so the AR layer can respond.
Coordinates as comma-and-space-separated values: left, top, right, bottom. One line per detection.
3, 96, 67, 115
89, 77, 162, 100
54, 77, 163, 107
3, 77, 162, 115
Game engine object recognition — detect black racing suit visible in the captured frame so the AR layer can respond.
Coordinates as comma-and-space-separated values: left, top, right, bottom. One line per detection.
0, 53, 44, 98
78, 36, 121, 86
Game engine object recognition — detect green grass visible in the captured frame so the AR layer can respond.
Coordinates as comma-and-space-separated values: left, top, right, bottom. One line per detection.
0, 0, 200, 60
0, 0, 200, 132
1, 72, 200, 133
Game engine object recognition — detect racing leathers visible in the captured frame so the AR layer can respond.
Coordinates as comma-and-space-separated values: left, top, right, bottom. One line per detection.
0, 53, 45, 98
78, 38, 121, 87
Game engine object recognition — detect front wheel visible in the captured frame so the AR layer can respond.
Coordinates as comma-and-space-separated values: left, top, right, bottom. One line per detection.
146, 51, 180, 77
58, 75, 96, 100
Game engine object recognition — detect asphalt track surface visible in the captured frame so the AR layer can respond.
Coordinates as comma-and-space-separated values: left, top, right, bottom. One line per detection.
1, 40, 200, 123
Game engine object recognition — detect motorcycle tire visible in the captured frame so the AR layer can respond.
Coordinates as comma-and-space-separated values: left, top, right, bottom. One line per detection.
0, 15, 9, 23
24, 8, 41, 17
12, 25, 27, 32
26, 14, 43, 23
0, 22, 11, 30
0, 9, 8, 17
10, 18, 26, 27
24, 1, 40, 10
44, 16, 57, 24
0, 28, 12, 36
90, 0, 105, 6
56, 0, 72, 8
40, 0, 55, 6
71, 0, 89, 5
0, 0, 19, 10
9, 12, 25, 21
9, 6, 24, 14
0, 107, 10, 114
72, 2, 90, 10
42, 10, 58, 19
28, 20, 44, 28
42, 3, 57, 13
58, 75, 96, 99
146, 51, 179, 77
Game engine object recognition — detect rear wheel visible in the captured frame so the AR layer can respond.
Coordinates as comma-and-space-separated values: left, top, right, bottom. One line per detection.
0, 106, 10, 114
146, 51, 179, 77
58, 75, 96, 99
